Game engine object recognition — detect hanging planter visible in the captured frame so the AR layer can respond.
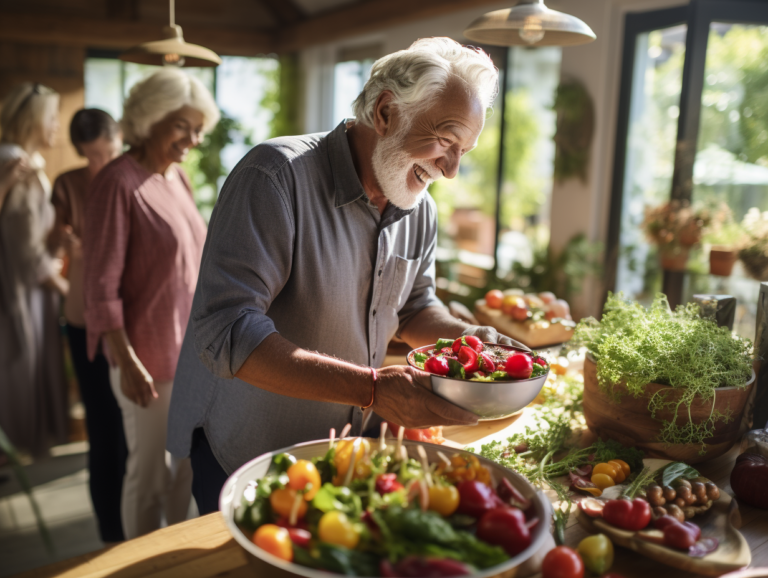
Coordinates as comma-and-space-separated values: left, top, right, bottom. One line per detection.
738, 208, 768, 281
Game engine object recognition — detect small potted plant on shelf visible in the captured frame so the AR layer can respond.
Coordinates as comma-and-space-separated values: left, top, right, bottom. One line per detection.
704, 209, 743, 277
642, 200, 725, 271
738, 208, 768, 281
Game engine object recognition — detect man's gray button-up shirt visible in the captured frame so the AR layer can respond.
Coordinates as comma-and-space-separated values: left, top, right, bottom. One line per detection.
167, 120, 444, 473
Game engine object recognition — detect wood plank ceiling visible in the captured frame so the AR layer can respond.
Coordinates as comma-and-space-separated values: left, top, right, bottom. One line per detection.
0, 0, 506, 55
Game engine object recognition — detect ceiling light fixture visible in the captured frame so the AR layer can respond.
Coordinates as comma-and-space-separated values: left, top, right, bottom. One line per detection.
464, 0, 596, 47
120, 0, 222, 67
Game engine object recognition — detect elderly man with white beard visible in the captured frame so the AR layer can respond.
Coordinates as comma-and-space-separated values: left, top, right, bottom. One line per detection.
167, 37, 519, 514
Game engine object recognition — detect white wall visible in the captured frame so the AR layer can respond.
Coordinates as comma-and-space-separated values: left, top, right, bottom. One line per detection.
299, 0, 689, 315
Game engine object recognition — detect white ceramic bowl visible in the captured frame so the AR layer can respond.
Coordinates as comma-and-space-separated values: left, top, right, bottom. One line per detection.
220, 438, 552, 578
407, 344, 549, 420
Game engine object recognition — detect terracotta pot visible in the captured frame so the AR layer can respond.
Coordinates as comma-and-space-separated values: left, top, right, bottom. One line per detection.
709, 247, 738, 277
660, 248, 689, 271
582, 356, 755, 464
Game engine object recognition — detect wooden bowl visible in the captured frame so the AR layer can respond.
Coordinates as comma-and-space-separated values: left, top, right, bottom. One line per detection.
582, 356, 755, 463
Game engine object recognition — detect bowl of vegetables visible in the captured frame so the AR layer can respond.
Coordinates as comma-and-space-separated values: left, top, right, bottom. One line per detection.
407, 337, 550, 420
221, 432, 553, 578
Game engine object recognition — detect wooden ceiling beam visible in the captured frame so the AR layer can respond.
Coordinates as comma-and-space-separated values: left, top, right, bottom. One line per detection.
275, 0, 505, 52
0, 13, 274, 57
257, 0, 305, 26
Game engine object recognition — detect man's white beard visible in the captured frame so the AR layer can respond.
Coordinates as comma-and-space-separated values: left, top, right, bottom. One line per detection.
371, 129, 441, 210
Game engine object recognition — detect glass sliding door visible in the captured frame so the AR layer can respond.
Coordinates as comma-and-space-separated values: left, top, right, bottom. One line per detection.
608, 0, 768, 340
606, 7, 688, 305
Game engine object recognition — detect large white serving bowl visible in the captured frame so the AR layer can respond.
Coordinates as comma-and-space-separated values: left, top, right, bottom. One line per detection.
407, 344, 549, 420
220, 438, 553, 578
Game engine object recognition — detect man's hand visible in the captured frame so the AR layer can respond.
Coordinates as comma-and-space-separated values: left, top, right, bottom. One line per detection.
119, 354, 158, 407
372, 365, 478, 429
461, 325, 531, 352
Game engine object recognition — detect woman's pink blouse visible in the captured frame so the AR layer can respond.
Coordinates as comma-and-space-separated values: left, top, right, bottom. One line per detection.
83, 154, 207, 381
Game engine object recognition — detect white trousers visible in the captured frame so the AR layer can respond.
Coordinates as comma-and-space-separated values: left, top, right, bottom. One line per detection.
109, 367, 192, 539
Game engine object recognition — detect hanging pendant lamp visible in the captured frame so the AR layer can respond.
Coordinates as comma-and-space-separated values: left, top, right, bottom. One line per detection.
464, 0, 595, 47
120, 0, 221, 67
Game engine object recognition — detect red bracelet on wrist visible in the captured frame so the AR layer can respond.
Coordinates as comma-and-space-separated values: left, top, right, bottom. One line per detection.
361, 367, 377, 409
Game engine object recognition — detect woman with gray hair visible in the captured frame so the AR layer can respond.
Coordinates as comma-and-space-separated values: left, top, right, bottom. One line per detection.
0, 82, 69, 457
83, 68, 219, 538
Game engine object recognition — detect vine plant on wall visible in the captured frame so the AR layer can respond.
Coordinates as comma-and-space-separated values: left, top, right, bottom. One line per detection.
552, 80, 594, 183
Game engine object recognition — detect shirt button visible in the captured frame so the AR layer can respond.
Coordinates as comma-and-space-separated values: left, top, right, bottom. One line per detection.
372, 310, 377, 316
378, 269, 382, 277
373, 353, 376, 360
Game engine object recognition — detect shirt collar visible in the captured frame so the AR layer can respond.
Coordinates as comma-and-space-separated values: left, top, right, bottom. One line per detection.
327, 118, 422, 225
328, 119, 367, 209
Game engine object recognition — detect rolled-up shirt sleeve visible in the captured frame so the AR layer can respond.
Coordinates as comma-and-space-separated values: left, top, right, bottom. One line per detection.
82, 169, 129, 361
193, 165, 295, 379
397, 196, 444, 330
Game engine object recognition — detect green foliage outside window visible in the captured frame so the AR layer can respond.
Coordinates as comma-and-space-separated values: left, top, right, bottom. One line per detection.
429, 89, 542, 241
182, 112, 252, 222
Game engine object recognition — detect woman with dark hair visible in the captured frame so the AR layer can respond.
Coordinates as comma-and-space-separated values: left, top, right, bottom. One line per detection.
0, 82, 69, 456
51, 108, 126, 543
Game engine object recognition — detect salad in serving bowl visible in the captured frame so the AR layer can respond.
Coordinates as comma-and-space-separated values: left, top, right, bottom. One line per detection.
407, 338, 550, 420
221, 427, 552, 578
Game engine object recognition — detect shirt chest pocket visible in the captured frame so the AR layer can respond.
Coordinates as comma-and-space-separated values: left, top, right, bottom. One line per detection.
387, 256, 421, 311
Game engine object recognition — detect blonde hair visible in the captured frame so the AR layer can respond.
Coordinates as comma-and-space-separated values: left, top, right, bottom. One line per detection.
0, 83, 59, 146
352, 37, 498, 128
121, 68, 220, 146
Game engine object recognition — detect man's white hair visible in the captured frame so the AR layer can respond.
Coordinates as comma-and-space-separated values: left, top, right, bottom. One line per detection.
352, 37, 499, 128
121, 68, 220, 146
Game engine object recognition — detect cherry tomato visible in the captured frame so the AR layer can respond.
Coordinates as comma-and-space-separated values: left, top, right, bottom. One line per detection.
287, 460, 322, 500
428, 484, 460, 516
458, 346, 480, 373
541, 546, 584, 578
592, 463, 619, 479
609, 459, 630, 478
577, 533, 614, 575
538, 291, 556, 304
287, 527, 311, 548
477, 507, 531, 556
485, 289, 504, 309
505, 353, 533, 379
376, 473, 404, 495
591, 473, 616, 490
333, 438, 371, 483
502, 295, 526, 315
478, 352, 496, 372
318, 511, 360, 549
463, 335, 483, 352
456, 479, 504, 518
424, 356, 450, 376
252, 524, 293, 562
270, 487, 307, 519
510, 306, 530, 321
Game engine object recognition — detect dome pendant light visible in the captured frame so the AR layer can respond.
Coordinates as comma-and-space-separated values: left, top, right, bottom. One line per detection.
120, 0, 222, 67
464, 0, 596, 47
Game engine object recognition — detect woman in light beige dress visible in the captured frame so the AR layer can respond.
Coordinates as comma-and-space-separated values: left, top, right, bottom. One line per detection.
0, 83, 70, 456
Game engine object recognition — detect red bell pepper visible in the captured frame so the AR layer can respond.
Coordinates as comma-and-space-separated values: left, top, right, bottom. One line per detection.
602, 498, 651, 531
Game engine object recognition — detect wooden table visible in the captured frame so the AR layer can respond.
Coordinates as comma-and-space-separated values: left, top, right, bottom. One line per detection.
18, 410, 768, 578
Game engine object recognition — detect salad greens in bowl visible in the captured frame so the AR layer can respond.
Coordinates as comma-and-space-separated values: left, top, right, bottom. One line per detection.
407, 338, 550, 420
220, 434, 552, 578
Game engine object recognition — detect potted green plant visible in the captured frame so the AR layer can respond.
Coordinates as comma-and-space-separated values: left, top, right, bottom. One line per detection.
738, 208, 768, 281
704, 216, 744, 277
572, 293, 754, 463
642, 200, 725, 271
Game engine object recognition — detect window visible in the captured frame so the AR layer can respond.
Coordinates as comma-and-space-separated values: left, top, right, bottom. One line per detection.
608, 0, 768, 340
83, 54, 279, 221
